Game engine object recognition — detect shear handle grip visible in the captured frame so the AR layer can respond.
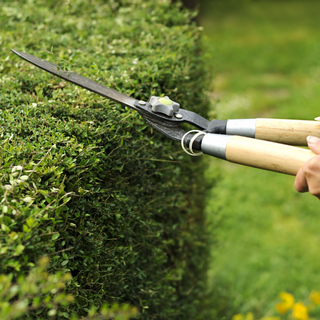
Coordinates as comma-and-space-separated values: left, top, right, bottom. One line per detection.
201, 134, 315, 175
255, 119, 320, 146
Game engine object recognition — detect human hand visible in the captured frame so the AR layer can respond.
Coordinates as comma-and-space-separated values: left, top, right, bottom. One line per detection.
294, 136, 320, 199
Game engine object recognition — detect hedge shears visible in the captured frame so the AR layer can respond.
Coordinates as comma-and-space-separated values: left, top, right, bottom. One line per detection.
11, 49, 320, 175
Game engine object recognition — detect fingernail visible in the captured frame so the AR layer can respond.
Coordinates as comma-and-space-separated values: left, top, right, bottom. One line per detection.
307, 135, 320, 143
315, 117, 320, 121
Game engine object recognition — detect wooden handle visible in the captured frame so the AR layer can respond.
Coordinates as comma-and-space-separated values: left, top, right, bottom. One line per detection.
255, 118, 320, 145
226, 136, 315, 175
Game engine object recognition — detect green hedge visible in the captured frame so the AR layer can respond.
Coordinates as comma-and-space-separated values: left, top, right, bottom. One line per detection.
0, 0, 211, 319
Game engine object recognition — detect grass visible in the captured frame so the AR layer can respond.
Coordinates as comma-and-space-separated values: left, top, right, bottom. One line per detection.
199, 1, 320, 318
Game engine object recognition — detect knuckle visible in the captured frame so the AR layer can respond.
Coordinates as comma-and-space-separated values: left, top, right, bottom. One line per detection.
301, 157, 320, 181
306, 156, 320, 171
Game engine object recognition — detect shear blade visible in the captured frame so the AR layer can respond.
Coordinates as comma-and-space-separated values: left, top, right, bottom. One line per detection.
11, 49, 138, 109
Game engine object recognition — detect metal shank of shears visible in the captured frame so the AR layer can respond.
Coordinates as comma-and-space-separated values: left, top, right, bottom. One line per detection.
133, 100, 210, 141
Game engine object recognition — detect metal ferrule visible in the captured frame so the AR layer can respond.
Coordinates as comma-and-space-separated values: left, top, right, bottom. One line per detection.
201, 134, 232, 159
226, 119, 256, 138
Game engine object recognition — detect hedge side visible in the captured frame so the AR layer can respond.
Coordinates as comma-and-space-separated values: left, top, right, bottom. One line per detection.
0, 0, 211, 319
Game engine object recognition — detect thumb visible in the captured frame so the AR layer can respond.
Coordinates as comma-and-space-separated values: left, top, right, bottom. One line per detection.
307, 136, 320, 154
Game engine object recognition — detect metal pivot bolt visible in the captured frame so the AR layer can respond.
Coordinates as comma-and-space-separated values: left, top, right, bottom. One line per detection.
149, 96, 180, 117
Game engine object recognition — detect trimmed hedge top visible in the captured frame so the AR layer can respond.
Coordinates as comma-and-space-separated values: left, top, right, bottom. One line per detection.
0, 0, 211, 319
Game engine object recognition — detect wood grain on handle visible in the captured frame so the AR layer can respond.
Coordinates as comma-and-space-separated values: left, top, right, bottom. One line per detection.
255, 119, 320, 145
226, 136, 316, 175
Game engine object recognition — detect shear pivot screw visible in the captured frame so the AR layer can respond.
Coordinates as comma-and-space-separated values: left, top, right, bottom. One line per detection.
175, 113, 183, 119
149, 96, 180, 117
139, 100, 146, 105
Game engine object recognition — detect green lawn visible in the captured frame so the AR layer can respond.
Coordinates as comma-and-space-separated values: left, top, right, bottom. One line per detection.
199, 2, 320, 319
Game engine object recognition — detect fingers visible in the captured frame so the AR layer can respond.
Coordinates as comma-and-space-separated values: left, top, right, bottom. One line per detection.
294, 166, 308, 193
294, 135, 320, 199
294, 155, 320, 199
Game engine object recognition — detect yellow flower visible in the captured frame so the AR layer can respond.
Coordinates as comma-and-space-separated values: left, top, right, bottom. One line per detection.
275, 303, 287, 315
310, 291, 320, 305
275, 292, 295, 314
232, 312, 254, 320
292, 302, 308, 320
244, 312, 254, 320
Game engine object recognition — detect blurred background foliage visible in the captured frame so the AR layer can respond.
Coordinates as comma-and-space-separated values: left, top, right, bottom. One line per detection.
199, 1, 320, 319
